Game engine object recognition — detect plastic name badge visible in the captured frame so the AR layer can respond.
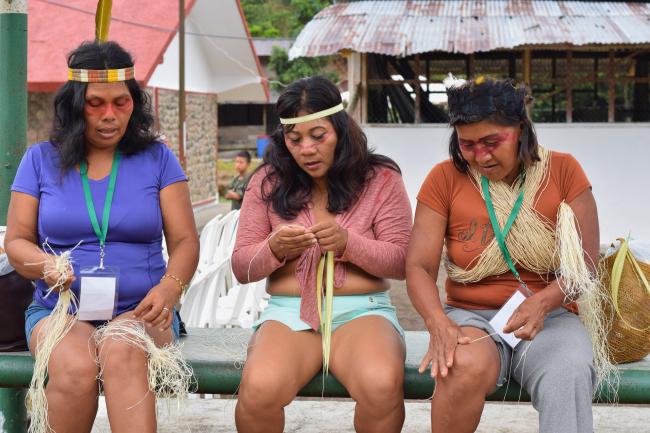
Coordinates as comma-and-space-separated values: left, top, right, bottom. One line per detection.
489, 288, 527, 349
78, 266, 119, 321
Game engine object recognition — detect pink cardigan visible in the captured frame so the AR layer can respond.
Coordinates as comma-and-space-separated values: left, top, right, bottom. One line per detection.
231, 165, 412, 331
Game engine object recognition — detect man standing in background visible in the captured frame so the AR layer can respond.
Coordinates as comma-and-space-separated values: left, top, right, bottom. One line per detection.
225, 151, 251, 210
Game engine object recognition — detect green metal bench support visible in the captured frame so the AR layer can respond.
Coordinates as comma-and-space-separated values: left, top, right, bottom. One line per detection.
1, 328, 649, 432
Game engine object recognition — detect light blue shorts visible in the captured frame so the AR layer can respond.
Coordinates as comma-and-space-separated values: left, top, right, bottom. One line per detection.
254, 291, 405, 339
24, 302, 181, 351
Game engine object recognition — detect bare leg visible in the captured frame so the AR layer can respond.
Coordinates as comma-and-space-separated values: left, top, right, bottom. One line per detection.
30, 318, 100, 433
430, 327, 501, 433
98, 311, 174, 433
235, 321, 323, 433
328, 316, 406, 433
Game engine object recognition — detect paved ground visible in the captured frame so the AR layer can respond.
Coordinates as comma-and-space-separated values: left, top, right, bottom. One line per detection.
91, 396, 650, 433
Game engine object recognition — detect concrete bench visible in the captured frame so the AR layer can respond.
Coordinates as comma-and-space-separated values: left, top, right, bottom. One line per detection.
1, 329, 649, 432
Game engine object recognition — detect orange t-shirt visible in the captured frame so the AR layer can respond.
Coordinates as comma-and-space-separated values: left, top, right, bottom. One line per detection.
417, 151, 591, 310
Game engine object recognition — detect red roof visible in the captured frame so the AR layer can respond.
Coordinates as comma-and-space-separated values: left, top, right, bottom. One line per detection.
29, 0, 196, 92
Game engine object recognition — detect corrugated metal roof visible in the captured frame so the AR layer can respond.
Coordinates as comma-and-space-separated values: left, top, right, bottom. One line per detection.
289, 1, 650, 58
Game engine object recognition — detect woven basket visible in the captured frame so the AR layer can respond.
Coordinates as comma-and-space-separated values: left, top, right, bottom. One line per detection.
600, 252, 650, 364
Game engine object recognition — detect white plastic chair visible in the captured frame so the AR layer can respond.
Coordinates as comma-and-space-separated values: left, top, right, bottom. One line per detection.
214, 279, 269, 328
195, 213, 223, 274
180, 260, 232, 327
180, 211, 241, 327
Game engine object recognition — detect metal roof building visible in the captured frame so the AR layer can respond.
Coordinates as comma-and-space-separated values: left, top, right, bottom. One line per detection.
290, 1, 650, 57
290, 1, 650, 124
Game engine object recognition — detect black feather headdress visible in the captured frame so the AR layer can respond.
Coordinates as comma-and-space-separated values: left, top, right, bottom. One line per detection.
445, 75, 529, 125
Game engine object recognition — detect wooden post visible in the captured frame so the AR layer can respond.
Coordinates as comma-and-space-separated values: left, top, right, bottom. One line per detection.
523, 49, 532, 86
414, 54, 421, 123
608, 50, 616, 123
361, 53, 368, 124
566, 50, 573, 123
178, 0, 187, 169
467, 53, 475, 78
552, 57, 557, 120
345, 50, 363, 122
509, 52, 516, 79
634, 53, 649, 121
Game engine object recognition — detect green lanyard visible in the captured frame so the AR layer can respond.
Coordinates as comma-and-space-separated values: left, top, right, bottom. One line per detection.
481, 174, 526, 285
80, 152, 121, 268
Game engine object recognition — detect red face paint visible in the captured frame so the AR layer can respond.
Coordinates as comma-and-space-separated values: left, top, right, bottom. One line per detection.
84, 96, 133, 118
458, 132, 514, 158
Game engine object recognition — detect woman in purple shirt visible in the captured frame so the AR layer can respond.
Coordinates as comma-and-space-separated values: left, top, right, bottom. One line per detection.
5, 41, 198, 433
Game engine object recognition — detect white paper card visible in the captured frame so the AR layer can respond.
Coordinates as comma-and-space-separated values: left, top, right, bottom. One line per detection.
489, 290, 526, 348
78, 276, 117, 320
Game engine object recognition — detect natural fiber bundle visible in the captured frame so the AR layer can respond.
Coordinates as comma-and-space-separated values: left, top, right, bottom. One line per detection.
447, 147, 557, 283
27, 251, 78, 433
94, 319, 194, 413
600, 242, 650, 364
556, 204, 618, 398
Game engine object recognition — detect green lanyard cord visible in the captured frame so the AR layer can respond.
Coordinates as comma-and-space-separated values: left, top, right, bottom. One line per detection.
481, 174, 525, 283
80, 152, 121, 265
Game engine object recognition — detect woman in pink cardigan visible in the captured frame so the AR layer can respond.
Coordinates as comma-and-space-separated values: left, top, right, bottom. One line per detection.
231, 76, 412, 433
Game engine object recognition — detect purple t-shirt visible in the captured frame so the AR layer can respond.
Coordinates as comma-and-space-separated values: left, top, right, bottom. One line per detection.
11, 141, 187, 314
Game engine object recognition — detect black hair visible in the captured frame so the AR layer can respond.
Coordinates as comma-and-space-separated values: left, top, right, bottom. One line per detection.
447, 77, 540, 173
259, 76, 400, 220
50, 41, 159, 171
236, 150, 252, 163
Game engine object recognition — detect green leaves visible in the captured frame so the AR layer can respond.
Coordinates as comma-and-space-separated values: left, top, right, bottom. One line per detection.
269, 46, 339, 91
241, 0, 332, 38
95, 0, 113, 43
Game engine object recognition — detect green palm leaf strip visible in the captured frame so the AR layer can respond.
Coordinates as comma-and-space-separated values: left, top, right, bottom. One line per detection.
610, 237, 650, 331
317, 251, 335, 376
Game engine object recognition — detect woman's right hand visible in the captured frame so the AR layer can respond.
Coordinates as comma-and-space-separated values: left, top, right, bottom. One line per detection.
43, 256, 75, 292
268, 224, 318, 261
419, 312, 470, 378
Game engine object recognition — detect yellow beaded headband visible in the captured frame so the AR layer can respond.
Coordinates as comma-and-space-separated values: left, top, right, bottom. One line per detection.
279, 103, 344, 125
68, 66, 135, 83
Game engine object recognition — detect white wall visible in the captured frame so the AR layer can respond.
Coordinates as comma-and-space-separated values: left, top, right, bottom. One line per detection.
364, 123, 650, 244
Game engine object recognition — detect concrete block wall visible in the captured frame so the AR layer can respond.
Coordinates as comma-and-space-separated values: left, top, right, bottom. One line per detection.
154, 88, 219, 203
27, 92, 55, 145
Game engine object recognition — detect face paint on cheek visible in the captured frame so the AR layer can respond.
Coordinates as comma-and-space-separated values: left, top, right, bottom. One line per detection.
473, 146, 493, 159
114, 99, 133, 113
85, 100, 133, 118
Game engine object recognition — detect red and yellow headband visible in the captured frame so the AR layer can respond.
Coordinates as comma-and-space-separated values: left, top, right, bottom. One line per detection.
68, 66, 135, 83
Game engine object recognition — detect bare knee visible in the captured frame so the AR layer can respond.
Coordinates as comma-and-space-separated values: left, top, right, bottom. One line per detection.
99, 339, 148, 379
48, 352, 99, 398
239, 366, 299, 410
349, 362, 404, 410
439, 346, 498, 396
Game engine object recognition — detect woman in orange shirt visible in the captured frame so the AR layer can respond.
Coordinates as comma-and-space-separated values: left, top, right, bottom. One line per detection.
406, 76, 602, 433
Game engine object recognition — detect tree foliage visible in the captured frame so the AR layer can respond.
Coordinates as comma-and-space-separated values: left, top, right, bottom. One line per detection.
269, 46, 338, 91
242, 0, 332, 38
242, 0, 338, 90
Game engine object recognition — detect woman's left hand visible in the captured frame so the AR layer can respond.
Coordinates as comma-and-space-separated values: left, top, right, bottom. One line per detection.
133, 279, 181, 331
309, 220, 348, 255
502, 293, 548, 341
